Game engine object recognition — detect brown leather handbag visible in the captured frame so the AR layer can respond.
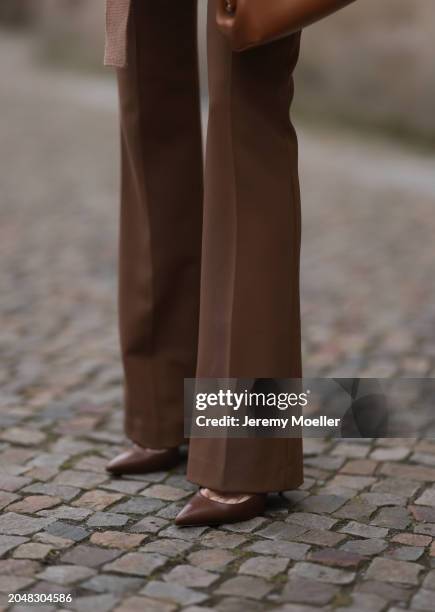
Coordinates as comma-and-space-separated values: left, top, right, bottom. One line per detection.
217, 0, 356, 52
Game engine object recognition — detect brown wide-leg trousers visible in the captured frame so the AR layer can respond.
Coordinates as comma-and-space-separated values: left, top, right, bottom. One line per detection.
116, 0, 303, 493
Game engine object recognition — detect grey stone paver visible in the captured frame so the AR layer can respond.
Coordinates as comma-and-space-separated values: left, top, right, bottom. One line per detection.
1, 30, 435, 612
246, 539, 309, 559
141, 581, 208, 606
188, 548, 236, 571
370, 506, 412, 529
286, 511, 337, 530
0, 512, 53, 536
280, 577, 338, 605
340, 538, 388, 556
0, 558, 42, 576
68, 593, 120, 612
45, 521, 90, 542
215, 575, 274, 599
5, 494, 62, 514
392, 532, 431, 547
81, 574, 144, 595
411, 504, 435, 523
333, 498, 377, 521
257, 521, 307, 541
360, 492, 407, 507
109, 497, 165, 516
288, 561, 356, 585
223, 516, 267, 533
384, 544, 424, 561
344, 592, 386, 612
38, 505, 93, 522
100, 480, 146, 496
33, 532, 75, 551
238, 555, 289, 578
0, 474, 31, 492
365, 557, 423, 585
51, 470, 108, 490
114, 596, 176, 612
355, 579, 413, 603
71, 490, 124, 511
338, 520, 389, 539
415, 487, 435, 507
87, 512, 129, 528
22, 483, 82, 502
90, 531, 146, 550
129, 516, 168, 533
0, 575, 35, 593
140, 538, 193, 558
103, 552, 168, 576
0, 491, 20, 511
12, 542, 53, 560
36, 565, 97, 585
308, 547, 364, 568
216, 599, 267, 612
295, 528, 346, 547
163, 564, 218, 587
410, 588, 434, 611
158, 524, 208, 541
61, 544, 122, 568
295, 494, 348, 514
0, 535, 29, 556
140, 484, 190, 501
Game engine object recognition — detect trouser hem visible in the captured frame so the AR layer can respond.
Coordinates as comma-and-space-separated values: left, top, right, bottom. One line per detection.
124, 417, 186, 450
186, 457, 304, 494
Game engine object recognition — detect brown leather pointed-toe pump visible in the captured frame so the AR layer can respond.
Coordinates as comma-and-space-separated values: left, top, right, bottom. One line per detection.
106, 444, 181, 476
175, 490, 266, 527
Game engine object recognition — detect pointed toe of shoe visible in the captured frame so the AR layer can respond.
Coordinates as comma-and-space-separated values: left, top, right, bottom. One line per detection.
106, 450, 131, 475
175, 493, 210, 526
175, 491, 266, 527
106, 445, 180, 476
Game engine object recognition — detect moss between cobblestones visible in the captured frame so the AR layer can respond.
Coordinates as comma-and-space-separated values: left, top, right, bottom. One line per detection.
268, 572, 290, 585
38, 429, 60, 445
331, 590, 354, 608
44, 548, 61, 564
60, 450, 102, 470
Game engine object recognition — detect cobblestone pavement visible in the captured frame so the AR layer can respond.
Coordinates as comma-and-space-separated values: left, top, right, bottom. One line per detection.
1, 32, 435, 612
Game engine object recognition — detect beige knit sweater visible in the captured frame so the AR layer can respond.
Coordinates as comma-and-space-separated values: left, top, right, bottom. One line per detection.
104, 0, 131, 68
